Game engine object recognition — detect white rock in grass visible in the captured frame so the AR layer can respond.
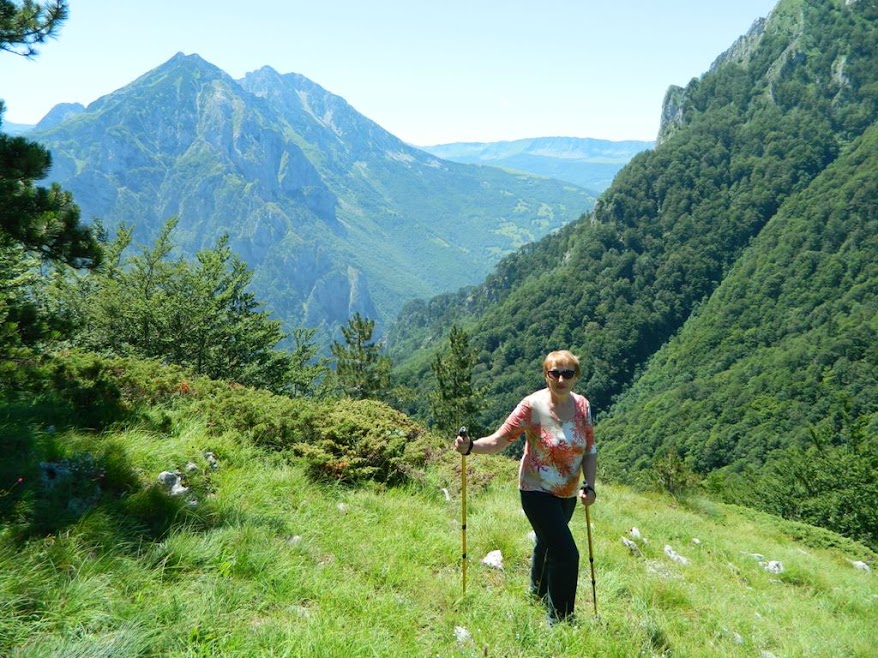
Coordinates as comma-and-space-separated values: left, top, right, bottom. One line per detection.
482, 549, 504, 570
761, 560, 784, 574
664, 545, 690, 565
157, 471, 188, 496
157, 471, 177, 487
621, 536, 642, 556
692, 537, 701, 545
850, 560, 870, 573
337, 502, 348, 513
441, 487, 451, 501
629, 527, 642, 540
453, 626, 471, 644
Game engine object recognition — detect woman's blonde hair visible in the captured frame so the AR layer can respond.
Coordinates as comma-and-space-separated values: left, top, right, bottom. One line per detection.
543, 350, 581, 377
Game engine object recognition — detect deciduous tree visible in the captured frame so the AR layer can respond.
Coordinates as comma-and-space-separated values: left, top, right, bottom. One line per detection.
57, 218, 308, 394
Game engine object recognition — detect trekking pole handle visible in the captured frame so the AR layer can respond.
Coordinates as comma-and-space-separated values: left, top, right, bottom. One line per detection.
458, 426, 472, 455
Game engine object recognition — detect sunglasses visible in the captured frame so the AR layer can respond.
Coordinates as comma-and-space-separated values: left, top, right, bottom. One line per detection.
546, 368, 576, 380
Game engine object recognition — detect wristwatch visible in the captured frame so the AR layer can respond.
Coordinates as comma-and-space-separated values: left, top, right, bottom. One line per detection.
580, 483, 596, 496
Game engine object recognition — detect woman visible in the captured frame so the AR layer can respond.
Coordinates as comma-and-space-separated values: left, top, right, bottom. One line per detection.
453, 349, 597, 624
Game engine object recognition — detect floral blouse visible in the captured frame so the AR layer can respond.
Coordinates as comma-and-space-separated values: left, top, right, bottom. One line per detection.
498, 388, 596, 498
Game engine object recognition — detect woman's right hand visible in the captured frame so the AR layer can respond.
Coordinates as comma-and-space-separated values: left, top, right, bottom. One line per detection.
453, 433, 472, 454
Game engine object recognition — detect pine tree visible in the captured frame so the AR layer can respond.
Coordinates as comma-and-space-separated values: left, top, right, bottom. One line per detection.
0, 3, 97, 266
1, 2, 99, 351
429, 324, 485, 435
0, 1, 68, 57
287, 327, 330, 398
331, 313, 391, 400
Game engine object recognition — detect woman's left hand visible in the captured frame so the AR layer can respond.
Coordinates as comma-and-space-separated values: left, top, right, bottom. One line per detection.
579, 485, 596, 506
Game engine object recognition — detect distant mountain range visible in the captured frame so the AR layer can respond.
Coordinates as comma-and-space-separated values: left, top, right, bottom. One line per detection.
24, 53, 605, 345
420, 137, 653, 192
1, 119, 34, 136
9, 119, 652, 194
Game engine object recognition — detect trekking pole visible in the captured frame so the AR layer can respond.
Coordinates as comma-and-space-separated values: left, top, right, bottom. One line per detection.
458, 426, 469, 597
584, 504, 597, 616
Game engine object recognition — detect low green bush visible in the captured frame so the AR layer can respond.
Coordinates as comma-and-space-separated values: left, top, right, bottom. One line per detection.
4, 351, 451, 492
196, 385, 437, 485
194, 385, 318, 450
291, 399, 433, 485
2, 350, 196, 430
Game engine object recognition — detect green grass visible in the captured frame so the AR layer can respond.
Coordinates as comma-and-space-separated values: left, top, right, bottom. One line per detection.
1, 412, 876, 657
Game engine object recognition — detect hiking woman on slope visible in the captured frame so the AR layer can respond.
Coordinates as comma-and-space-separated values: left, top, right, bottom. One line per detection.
453, 349, 597, 624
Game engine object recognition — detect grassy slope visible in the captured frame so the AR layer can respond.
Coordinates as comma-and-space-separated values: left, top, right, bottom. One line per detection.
1, 404, 875, 658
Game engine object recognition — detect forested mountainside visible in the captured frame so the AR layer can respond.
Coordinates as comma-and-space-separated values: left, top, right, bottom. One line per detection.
30, 54, 593, 345
388, 0, 878, 543
600, 123, 878, 542
419, 137, 653, 193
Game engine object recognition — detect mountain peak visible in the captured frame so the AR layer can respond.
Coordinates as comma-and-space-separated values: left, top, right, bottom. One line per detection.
152, 51, 227, 78
35, 102, 85, 131
253, 64, 281, 76
32, 53, 594, 349
167, 51, 210, 66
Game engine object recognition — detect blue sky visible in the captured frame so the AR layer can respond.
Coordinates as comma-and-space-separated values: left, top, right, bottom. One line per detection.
0, 0, 778, 145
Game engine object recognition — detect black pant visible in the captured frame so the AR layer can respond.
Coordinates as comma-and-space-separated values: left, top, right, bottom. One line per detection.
520, 489, 579, 621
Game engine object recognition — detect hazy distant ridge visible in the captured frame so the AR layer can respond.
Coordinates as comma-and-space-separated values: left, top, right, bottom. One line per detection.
420, 136, 653, 192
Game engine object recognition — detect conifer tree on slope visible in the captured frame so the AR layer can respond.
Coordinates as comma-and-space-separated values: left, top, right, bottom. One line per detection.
1, 1, 100, 350
331, 313, 392, 400
0, 1, 97, 267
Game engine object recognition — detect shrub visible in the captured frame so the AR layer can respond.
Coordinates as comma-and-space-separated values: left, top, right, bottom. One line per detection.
2, 350, 198, 430
194, 385, 318, 450
652, 449, 701, 497
291, 399, 434, 485
195, 385, 437, 485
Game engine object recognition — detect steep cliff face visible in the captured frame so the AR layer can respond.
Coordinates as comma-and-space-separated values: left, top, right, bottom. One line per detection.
34, 53, 593, 344
657, 85, 688, 146
657, 11, 774, 145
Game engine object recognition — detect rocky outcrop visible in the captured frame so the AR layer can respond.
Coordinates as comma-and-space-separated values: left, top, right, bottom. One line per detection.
657, 14, 771, 146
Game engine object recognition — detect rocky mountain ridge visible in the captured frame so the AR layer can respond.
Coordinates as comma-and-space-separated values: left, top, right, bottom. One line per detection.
30, 53, 595, 344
